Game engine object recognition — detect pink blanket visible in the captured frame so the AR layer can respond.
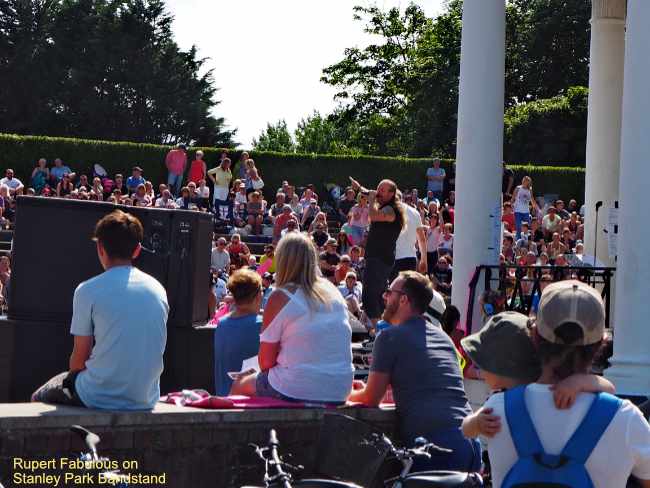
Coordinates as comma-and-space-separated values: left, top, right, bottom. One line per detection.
161, 390, 393, 409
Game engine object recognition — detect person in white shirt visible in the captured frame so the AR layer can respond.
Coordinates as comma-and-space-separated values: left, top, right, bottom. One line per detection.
338, 271, 363, 318
0, 169, 24, 196
391, 198, 426, 280
478, 282, 650, 488
511, 176, 539, 239
154, 189, 178, 209
230, 232, 353, 404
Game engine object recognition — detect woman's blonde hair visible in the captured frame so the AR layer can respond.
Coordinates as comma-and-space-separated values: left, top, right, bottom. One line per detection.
275, 232, 333, 308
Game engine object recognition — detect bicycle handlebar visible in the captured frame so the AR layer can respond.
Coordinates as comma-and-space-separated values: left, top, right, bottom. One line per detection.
249, 430, 295, 488
70, 425, 100, 460
364, 433, 452, 460
269, 429, 279, 446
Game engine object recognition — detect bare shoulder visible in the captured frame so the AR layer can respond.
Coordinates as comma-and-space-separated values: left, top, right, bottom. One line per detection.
262, 289, 291, 329
266, 289, 290, 310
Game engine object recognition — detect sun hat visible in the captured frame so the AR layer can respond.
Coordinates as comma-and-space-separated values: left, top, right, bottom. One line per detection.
535, 280, 605, 346
461, 311, 541, 382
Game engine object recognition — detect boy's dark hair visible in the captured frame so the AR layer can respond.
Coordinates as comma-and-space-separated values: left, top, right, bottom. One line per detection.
93, 210, 143, 260
535, 322, 602, 381
399, 270, 434, 315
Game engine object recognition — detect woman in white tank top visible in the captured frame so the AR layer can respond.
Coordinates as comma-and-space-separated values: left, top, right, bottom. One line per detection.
230, 232, 354, 403
511, 176, 539, 239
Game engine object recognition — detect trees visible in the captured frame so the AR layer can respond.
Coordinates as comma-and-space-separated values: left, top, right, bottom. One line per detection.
320, 0, 591, 158
0, 0, 236, 146
321, 4, 435, 156
294, 112, 340, 154
252, 120, 295, 153
506, 0, 590, 105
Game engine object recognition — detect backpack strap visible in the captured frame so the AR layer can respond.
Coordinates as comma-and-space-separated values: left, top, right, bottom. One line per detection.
505, 386, 544, 458
561, 392, 621, 463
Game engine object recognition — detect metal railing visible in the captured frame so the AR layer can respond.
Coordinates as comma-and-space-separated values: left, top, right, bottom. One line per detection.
466, 264, 616, 333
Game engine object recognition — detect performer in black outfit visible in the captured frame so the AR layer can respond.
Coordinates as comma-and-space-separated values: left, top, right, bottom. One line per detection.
349, 177, 405, 330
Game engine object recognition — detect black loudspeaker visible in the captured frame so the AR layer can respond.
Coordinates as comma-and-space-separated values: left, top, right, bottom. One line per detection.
8, 197, 212, 327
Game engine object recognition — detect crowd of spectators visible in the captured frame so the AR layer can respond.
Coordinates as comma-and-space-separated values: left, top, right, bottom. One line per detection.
1, 149, 596, 330
16, 148, 650, 485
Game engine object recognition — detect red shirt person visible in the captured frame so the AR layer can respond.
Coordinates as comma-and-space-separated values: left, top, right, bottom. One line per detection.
165, 143, 187, 196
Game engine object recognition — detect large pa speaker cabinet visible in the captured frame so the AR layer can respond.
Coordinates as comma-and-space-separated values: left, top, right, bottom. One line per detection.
8, 197, 212, 327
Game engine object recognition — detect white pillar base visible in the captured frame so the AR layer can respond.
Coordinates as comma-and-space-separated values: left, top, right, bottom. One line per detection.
605, 360, 650, 397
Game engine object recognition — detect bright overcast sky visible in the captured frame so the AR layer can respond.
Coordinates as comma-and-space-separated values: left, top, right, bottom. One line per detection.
165, 0, 446, 147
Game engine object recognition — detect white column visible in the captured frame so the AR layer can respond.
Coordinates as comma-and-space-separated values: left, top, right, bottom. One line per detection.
584, 0, 626, 266
451, 0, 505, 331
605, 0, 650, 396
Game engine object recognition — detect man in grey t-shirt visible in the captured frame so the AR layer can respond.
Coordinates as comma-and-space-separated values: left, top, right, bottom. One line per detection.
426, 158, 446, 201
32, 210, 168, 410
348, 271, 479, 472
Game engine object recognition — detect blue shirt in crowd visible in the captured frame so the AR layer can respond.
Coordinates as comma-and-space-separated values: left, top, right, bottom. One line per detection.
126, 175, 145, 192
71, 266, 169, 410
426, 167, 445, 193
50, 165, 72, 181
214, 314, 262, 396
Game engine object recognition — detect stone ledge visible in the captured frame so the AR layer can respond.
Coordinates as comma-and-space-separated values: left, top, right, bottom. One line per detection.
0, 403, 397, 487
0, 402, 396, 430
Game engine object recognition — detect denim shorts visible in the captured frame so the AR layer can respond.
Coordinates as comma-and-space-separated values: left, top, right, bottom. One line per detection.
255, 371, 298, 401
255, 371, 345, 406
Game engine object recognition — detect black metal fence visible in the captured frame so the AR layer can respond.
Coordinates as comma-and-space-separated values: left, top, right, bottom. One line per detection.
466, 264, 616, 333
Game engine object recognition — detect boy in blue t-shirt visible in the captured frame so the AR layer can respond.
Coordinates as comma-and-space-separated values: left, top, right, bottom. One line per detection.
214, 269, 263, 395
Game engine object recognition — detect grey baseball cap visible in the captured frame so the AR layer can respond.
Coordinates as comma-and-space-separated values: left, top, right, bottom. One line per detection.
536, 280, 605, 346
461, 311, 541, 382
424, 290, 446, 326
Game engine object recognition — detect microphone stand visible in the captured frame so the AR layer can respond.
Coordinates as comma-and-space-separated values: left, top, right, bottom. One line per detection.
594, 201, 603, 267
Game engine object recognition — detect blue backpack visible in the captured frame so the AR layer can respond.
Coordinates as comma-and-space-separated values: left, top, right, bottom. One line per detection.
503, 385, 621, 488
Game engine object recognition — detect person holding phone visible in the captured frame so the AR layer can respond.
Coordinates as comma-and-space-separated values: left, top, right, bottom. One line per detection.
349, 176, 405, 330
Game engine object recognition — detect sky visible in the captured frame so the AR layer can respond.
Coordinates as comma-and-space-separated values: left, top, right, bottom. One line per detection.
165, 0, 446, 148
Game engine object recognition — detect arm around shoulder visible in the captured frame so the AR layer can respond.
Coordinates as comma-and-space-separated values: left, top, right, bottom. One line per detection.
369, 204, 396, 223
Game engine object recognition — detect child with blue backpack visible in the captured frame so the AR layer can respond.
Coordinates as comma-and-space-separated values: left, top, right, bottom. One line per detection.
460, 281, 650, 488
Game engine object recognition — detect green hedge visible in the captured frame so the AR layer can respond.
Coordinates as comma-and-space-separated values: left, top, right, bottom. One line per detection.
0, 133, 585, 202
509, 165, 584, 203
